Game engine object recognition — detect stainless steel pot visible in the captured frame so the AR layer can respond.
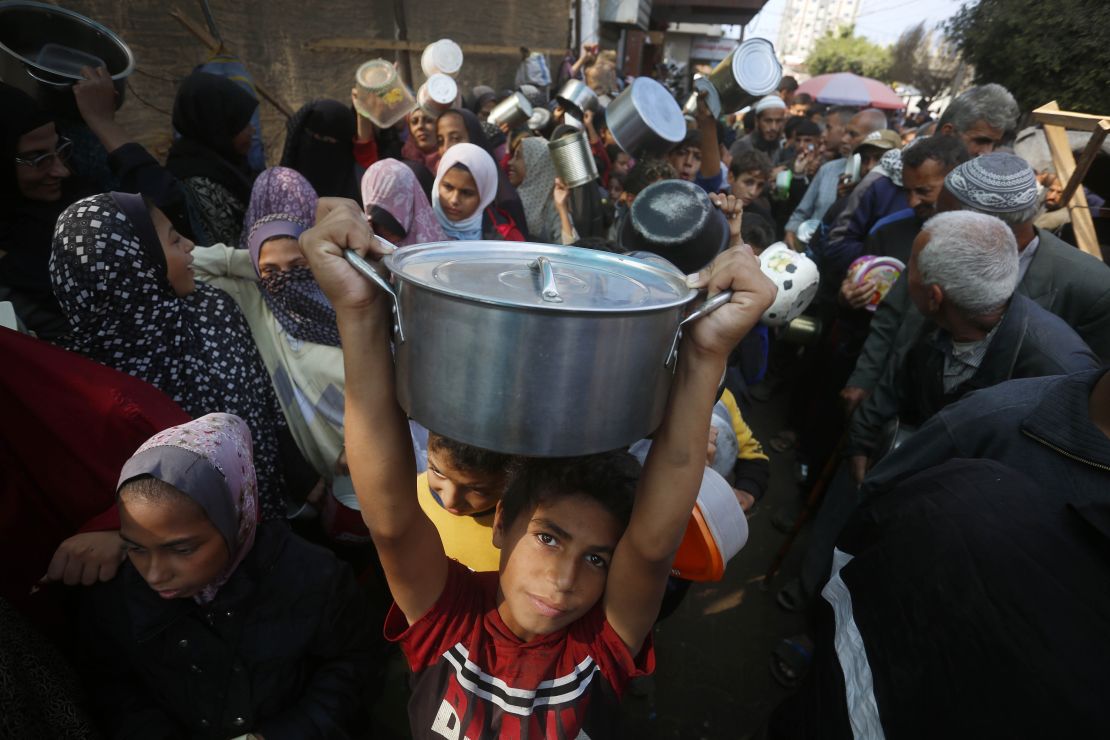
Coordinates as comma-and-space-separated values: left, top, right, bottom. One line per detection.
607, 77, 686, 156
342, 241, 730, 456
555, 78, 599, 117
488, 92, 533, 128
704, 38, 781, 115
0, 1, 133, 120
548, 131, 599, 188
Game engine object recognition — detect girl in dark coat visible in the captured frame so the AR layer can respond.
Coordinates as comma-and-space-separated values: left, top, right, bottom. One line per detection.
80, 413, 374, 740
280, 100, 362, 205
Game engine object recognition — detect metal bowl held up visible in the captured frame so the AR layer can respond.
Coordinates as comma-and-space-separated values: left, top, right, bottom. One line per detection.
607, 77, 686, 157
555, 78, 599, 118
341, 241, 740, 457
0, 1, 134, 119
548, 130, 599, 188
487, 91, 533, 128
705, 37, 781, 115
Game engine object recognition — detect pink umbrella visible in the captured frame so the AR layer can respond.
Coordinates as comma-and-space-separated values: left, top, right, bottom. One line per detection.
797, 73, 905, 110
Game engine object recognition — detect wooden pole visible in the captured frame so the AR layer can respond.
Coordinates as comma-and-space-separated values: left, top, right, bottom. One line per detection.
1059, 119, 1110, 208
1033, 101, 1105, 257
168, 9, 294, 118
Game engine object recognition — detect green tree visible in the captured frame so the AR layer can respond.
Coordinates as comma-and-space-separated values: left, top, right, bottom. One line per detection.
889, 22, 960, 108
946, 0, 1110, 114
804, 25, 892, 80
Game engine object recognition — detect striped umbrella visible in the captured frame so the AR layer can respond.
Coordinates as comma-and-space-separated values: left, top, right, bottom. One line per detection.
797, 73, 905, 110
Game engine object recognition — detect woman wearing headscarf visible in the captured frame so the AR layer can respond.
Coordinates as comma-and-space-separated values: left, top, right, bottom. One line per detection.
79, 413, 374, 739
360, 159, 445, 246
50, 192, 290, 519
431, 143, 503, 241
280, 100, 362, 204
0, 83, 94, 339
191, 167, 348, 489
401, 107, 441, 182
508, 136, 578, 244
164, 71, 258, 246
436, 108, 529, 240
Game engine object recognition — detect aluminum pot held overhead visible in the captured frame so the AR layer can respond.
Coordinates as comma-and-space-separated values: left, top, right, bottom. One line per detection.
487, 91, 533, 128
343, 241, 732, 457
0, 1, 133, 120
555, 78, 599, 118
704, 37, 781, 115
607, 77, 686, 157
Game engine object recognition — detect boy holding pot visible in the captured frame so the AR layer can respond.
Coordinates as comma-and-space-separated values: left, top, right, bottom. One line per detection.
300, 198, 775, 737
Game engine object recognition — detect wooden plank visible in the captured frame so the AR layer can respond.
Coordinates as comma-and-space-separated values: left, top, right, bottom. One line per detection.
305, 37, 564, 56
168, 9, 294, 118
1032, 102, 1110, 133
1060, 119, 1110, 207
1042, 116, 1099, 256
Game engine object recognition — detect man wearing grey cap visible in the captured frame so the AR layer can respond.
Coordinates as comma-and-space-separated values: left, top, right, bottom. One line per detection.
844, 153, 1110, 415
729, 95, 787, 164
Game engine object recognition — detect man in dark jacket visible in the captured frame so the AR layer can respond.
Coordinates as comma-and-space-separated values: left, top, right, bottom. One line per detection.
842, 152, 1110, 414
847, 210, 1099, 479
772, 457, 1110, 739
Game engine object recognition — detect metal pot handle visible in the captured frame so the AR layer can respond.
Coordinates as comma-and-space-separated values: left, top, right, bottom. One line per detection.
342, 245, 406, 343
26, 66, 72, 88
665, 289, 734, 367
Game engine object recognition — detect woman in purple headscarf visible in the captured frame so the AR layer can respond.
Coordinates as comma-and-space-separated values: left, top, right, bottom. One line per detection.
189, 167, 348, 488
78, 413, 375, 738
360, 159, 445, 246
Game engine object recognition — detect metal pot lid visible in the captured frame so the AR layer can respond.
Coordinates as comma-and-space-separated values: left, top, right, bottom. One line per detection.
731, 38, 781, 97
385, 242, 697, 312
627, 78, 686, 145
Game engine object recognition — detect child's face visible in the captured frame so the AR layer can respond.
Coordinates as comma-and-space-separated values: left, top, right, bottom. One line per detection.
151, 206, 196, 297
437, 167, 481, 222
492, 494, 622, 642
427, 448, 507, 517
666, 145, 702, 182
119, 492, 230, 600
258, 236, 308, 277
611, 152, 632, 179
729, 170, 766, 207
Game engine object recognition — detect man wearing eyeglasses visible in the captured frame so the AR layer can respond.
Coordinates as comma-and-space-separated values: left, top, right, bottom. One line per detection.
1, 82, 83, 339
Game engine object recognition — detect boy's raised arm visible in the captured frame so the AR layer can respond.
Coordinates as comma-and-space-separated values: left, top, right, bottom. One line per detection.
604, 240, 776, 654
300, 198, 448, 624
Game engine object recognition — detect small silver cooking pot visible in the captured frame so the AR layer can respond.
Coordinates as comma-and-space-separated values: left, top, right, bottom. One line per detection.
487, 92, 533, 129
0, 1, 133, 120
607, 77, 686, 156
555, 78, 599, 118
704, 38, 781, 115
548, 130, 599, 189
344, 241, 731, 456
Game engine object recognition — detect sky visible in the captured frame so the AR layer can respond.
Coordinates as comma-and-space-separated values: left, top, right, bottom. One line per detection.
742, 0, 968, 47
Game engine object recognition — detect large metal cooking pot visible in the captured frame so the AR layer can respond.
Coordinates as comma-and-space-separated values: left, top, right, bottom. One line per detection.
555, 78, 599, 118
607, 77, 686, 157
0, 1, 133, 120
342, 241, 731, 456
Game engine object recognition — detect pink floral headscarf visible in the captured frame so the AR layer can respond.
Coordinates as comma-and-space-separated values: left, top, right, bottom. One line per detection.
360, 159, 446, 246
118, 413, 259, 604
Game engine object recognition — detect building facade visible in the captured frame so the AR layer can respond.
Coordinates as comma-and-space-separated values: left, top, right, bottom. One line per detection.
777, 0, 861, 65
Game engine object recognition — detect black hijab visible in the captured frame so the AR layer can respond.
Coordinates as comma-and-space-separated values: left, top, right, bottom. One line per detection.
165, 72, 257, 203
280, 100, 361, 204
0, 84, 93, 335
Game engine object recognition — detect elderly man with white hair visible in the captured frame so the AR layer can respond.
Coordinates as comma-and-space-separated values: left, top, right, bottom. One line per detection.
846, 210, 1099, 481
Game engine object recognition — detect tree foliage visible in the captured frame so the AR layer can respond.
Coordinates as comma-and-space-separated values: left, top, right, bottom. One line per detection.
889, 22, 960, 108
946, 0, 1110, 114
805, 25, 892, 81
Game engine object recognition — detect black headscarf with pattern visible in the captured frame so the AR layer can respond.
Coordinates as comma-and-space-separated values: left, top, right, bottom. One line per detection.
49, 192, 288, 517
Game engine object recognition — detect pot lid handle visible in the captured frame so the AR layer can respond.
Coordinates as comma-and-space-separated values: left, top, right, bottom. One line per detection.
531, 256, 564, 303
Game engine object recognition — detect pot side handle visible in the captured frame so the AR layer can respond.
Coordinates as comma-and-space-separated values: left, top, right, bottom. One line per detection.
342, 249, 406, 343
665, 289, 733, 368
26, 66, 72, 88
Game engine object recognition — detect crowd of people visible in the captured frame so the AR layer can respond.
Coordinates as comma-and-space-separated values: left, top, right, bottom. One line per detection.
1, 35, 1108, 739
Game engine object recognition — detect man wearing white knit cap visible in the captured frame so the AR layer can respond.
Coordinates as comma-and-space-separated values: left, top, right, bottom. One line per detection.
846, 152, 1110, 420
729, 95, 787, 164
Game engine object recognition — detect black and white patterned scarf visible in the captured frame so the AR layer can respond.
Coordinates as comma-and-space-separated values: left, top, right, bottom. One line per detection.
49, 193, 288, 518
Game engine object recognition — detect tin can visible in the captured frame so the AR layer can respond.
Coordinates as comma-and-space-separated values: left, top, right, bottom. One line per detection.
549, 131, 600, 188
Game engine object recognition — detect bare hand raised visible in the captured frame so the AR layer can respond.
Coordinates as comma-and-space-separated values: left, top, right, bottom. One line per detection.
73, 66, 117, 127
684, 245, 777, 360
300, 198, 392, 314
